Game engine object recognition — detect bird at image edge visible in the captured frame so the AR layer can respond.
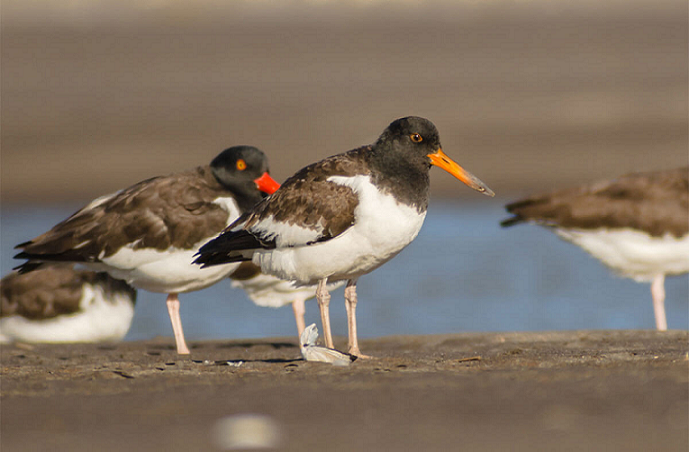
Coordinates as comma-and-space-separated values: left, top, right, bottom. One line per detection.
501, 166, 689, 331
1, 264, 136, 344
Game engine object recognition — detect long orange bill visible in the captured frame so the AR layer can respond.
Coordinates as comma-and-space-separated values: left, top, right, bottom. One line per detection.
254, 172, 281, 194
427, 149, 495, 197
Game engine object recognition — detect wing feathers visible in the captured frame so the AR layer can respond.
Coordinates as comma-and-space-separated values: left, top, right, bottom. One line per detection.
501, 167, 689, 237
15, 167, 234, 272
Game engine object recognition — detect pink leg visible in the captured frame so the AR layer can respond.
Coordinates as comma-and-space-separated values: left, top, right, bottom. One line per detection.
292, 297, 306, 339
316, 279, 334, 349
651, 275, 667, 331
166, 293, 190, 354
345, 279, 370, 358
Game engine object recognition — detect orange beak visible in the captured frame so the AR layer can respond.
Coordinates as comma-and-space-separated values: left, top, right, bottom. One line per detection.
254, 172, 280, 194
427, 148, 495, 197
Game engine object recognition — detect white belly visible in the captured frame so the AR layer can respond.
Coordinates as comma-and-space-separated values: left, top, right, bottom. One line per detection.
94, 245, 239, 293
232, 273, 317, 308
0, 283, 135, 344
555, 228, 689, 281
87, 195, 242, 293
254, 175, 427, 284
232, 273, 344, 308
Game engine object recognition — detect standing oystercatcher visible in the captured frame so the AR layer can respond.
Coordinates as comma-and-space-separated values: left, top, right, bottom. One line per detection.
14, 146, 279, 354
501, 166, 689, 330
194, 117, 495, 356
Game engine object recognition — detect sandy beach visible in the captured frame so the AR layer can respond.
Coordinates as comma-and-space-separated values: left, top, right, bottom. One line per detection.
2, 330, 687, 451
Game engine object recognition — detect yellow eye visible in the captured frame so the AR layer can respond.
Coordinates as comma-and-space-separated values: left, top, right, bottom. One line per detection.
410, 133, 423, 143
236, 159, 247, 170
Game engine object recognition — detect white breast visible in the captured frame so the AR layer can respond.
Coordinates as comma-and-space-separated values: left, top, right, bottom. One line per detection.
555, 228, 689, 281
254, 175, 427, 284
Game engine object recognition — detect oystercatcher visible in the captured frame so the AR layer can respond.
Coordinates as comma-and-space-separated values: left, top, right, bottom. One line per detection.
1, 264, 136, 344
194, 117, 495, 356
14, 146, 280, 354
501, 166, 689, 330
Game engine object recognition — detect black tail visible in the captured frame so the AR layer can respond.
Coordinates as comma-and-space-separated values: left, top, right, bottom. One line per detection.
193, 230, 264, 268
13, 261, 45, 274
499, 216, 524, 228
13, 249, 92, 274
499, 201, 526, 228
499, 198, 543, 228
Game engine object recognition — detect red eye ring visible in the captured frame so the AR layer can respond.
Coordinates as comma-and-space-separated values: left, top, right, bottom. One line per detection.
410, 133, 423, 143
236, 159, 247, 170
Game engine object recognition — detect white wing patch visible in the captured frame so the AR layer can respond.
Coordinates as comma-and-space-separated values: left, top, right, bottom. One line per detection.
81, 191, 120, 212
250, 215, 325, 247
73, 240, 91, 250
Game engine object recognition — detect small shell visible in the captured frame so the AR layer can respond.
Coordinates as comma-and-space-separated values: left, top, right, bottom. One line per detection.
300, 324, 355, 366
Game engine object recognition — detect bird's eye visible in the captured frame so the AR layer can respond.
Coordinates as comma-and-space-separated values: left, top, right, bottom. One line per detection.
410, 133, 423, 143
236, 159, 247, 170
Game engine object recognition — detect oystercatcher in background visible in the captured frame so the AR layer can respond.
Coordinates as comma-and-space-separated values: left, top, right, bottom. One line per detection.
501, 166, 689, 330
1, 264, 136, 344
14, 146, 280, 354
195, 117, 495, 357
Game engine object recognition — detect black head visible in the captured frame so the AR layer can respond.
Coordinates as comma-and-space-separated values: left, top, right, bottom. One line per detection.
211, 146, 280, 208
375, 116, 495, 197
375, 116, 442, 163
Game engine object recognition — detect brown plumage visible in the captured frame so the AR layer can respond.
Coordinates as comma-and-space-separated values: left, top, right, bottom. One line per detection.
245, 147, 367, 238
1, 264, 136, 321
15, 167, 233, 267
501, 166, 689, 332
228, 262, 263, 281
13, 146, 279, 354
502, 167, 689, 238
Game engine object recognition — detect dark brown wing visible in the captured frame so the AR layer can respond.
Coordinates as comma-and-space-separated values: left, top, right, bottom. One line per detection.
242, 147, 369, 246
15, 167, 233, 265
502, 167, 689, 238
194, 148, 368, 267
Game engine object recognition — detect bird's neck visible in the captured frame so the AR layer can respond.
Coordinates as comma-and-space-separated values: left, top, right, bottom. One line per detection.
368, 149, 430, 213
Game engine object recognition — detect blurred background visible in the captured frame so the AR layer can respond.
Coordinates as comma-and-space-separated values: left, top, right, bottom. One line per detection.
2, 0, 687, 341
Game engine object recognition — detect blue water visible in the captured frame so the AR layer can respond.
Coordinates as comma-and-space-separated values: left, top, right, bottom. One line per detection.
2, 201, 687, 341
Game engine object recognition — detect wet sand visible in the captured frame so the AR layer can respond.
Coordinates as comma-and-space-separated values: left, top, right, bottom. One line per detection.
2, 330, 687, 451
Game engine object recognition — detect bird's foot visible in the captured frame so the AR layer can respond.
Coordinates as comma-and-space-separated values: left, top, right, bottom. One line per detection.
348, 347, 372, 359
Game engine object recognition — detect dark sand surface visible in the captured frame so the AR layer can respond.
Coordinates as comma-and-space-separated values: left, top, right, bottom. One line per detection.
2, 330, 687, 451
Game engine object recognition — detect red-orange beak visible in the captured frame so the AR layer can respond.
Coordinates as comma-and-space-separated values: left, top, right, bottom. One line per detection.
427, 148, 495, 197
254, 172, 280, 194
